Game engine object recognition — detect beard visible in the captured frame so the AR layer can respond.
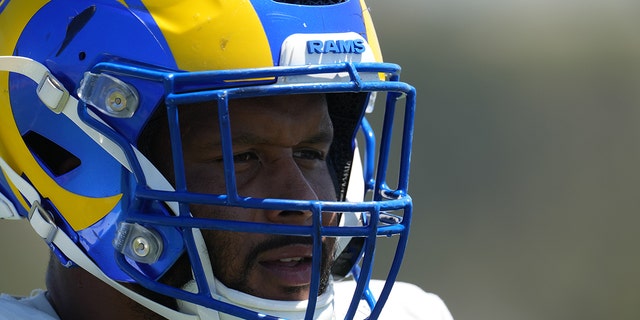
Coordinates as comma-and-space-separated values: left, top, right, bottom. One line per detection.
205, 231, 336, 299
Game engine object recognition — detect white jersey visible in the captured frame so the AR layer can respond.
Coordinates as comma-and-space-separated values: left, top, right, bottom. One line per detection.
0, 282, 452, 320
0, 290, 59, 320
334, 280, 453, 320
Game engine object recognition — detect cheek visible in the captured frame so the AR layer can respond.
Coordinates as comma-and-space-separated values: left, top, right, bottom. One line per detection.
185, 162, 226, 194
190, 202, 255, 224
316, 185, 336, 203
311, 169, 338, 201
323, 212, 339, 227
312, 170, 339, 227
203, 230, 250, 274
184, 166, 227, 219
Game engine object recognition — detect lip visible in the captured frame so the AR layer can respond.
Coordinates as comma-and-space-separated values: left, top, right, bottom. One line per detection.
257, 244, 314, 287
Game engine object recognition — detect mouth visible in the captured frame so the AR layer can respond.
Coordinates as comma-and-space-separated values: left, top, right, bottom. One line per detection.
258, 244, 314, 287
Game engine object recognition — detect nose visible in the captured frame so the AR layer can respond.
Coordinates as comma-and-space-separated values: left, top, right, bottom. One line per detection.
262, 157, 317, 225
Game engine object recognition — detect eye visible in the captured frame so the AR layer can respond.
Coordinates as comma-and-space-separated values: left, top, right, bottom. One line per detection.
293, 149, 326, 161
209, 152, 258, 166
233, 152, 258, 163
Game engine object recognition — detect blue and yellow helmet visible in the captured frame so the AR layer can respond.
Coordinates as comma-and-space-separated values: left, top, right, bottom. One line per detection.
0, 0, 416, 319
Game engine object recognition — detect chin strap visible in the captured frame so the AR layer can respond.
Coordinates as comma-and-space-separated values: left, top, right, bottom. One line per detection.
178, 278, 336, 320
0, 153, 199, 320
0, 55, 201, 320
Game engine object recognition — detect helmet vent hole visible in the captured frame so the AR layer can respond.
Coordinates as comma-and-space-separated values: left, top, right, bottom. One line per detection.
23, 131, 81, 177
273, 0, 346, 5
78, 51, 86, 61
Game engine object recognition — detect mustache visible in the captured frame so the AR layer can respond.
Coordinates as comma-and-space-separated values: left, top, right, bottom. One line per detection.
246, 235, 335, 264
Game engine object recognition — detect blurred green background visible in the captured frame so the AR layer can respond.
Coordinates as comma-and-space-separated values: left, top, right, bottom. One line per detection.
2, 0, 640, 319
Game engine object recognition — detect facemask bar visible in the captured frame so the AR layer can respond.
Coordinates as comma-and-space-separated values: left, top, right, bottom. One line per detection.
75, 61, 416, 320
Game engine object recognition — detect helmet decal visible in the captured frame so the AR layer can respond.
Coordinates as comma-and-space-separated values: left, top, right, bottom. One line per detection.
0, 69, 122, 231
141, 0, 273, 72
0, 0, 123, 230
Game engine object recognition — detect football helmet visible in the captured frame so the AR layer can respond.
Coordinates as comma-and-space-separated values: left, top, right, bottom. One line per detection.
0, 0, 417, 319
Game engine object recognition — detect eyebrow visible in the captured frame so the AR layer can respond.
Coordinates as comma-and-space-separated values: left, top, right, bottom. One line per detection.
228, 127, 334, 147
205, 121, 333, 150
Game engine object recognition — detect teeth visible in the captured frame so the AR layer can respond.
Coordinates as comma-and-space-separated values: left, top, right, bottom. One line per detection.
279, 257, 304, 263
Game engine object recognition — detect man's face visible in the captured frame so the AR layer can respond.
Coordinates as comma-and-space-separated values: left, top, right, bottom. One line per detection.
150, 94, 338, 301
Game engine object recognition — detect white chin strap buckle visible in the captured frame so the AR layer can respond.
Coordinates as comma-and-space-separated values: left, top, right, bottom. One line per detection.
28, 201, 58, 244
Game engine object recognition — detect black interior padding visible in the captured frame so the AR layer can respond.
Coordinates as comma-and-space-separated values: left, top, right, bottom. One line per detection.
326, 92, 368, 201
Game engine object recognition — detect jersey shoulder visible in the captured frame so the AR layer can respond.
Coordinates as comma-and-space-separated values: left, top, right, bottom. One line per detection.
333, 279, 454, 320
0, 290, 60, 320
375, 280, 453, 320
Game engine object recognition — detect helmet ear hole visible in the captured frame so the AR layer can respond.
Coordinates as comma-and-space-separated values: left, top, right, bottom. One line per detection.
22, 131, 81, 176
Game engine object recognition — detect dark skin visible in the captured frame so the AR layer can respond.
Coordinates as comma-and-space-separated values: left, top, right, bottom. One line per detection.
46, 94, 338, 319
45, 255, 172, 320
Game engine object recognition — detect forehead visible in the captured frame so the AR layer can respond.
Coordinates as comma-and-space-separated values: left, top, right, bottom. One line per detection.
179, 94, 333, 144
229, 93, 329, 122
